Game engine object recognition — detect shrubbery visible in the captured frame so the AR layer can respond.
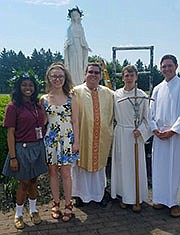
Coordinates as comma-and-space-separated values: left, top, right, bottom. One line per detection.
0, 95, 10, 174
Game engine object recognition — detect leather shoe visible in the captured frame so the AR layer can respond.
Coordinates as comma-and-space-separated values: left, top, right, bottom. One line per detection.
14, 216, 24, 229
74, 197, 84, 207
99, 190, 111, 207
99, 197, 108, 208
153, 203, 164, 209
132, 204, 142, 213
170, 206, 180, 218
30, 211, 42, 225
120, 202, 127, 209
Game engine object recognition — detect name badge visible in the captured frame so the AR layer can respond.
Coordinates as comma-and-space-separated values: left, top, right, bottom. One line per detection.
35, 127, 43, 139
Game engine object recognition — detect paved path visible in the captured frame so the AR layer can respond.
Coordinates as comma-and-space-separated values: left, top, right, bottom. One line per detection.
0, 194, 180, 235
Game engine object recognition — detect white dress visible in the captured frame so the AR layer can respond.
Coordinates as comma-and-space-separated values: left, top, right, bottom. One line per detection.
149, 76, 180, 207
111, 88, 151, 204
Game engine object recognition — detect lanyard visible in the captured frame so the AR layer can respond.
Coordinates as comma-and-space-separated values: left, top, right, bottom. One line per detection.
24, 104, 40, 127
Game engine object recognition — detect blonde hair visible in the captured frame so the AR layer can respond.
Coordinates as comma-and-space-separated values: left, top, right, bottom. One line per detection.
45, 62, 74, 96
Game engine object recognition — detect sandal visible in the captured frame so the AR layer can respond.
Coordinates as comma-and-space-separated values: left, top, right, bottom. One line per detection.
62, 200, 73, 222
51, 200, 61, 219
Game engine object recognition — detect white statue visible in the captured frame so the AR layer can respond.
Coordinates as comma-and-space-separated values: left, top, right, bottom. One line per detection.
64, 6, 91, 85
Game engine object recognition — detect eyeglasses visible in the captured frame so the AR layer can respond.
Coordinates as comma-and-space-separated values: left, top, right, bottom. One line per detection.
49, 74, 65, 81
87, 70, 101, 75
161, 64, 174, 69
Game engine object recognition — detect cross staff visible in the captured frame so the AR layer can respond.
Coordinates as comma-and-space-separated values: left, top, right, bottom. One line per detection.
118, 83, 154, 211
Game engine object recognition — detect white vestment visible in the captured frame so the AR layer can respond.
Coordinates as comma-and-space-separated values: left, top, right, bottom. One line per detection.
149, 75, 180, 207
111, 88, 151, 204
72, 164, 106, 203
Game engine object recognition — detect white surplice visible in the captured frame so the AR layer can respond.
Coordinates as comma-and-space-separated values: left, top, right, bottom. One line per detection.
71, 164, 106, 203
111, 88, 151, 204
149, 75, 180, 207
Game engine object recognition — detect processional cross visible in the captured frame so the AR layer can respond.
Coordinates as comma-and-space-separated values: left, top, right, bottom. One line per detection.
118, 83, 154, 210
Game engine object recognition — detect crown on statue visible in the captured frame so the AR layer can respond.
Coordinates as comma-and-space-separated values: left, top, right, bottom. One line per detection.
67, 6, 84, 19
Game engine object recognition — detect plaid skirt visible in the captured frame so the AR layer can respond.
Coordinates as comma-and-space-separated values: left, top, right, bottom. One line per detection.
2, 140, 48, 180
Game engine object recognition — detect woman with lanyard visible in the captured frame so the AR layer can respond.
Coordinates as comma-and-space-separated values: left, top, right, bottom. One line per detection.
2, 72, 48, 229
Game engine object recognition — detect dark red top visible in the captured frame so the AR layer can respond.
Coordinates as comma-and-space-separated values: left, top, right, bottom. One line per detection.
4, 101, 45, 142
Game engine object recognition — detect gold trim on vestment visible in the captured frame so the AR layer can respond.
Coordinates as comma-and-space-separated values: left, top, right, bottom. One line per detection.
91, 90, 100, 171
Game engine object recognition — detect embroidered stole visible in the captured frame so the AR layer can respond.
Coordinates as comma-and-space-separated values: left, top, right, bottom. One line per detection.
91, 90, 100, 171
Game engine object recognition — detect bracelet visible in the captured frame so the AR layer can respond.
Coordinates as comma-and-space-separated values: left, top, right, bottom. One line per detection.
10, 157, 16, 160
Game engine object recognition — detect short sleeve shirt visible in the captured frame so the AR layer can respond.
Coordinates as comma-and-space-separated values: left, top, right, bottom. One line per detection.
4, 101, 45, 142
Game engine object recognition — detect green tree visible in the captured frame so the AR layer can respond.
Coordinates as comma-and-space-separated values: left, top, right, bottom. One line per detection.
0, 48, 167, 93
152, 65, 164, 87
53, 51, 63, 63
135, 59, 144, 72
0, 49, 17, 93
122, 59, 130, 68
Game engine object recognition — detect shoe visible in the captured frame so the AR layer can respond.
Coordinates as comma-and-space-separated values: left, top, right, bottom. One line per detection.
30, 211, 42, 225
99, 190, 111, 208
120, 202, 127, 209
62, 200, 73, 222
132, 204, 142, 213
99, 197, 108, 208
51, 200, 61, 219
170, 206, 180, 218
14, 216, 25, 229
153, 203, 164, 209
74, 197, 84, 208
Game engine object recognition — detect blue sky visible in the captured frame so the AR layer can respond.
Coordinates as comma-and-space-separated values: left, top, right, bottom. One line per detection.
1, 0, 180, 72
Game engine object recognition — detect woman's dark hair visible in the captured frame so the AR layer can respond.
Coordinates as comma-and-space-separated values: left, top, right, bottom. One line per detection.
11, 76, 39, 107
160, 54, 178, 65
